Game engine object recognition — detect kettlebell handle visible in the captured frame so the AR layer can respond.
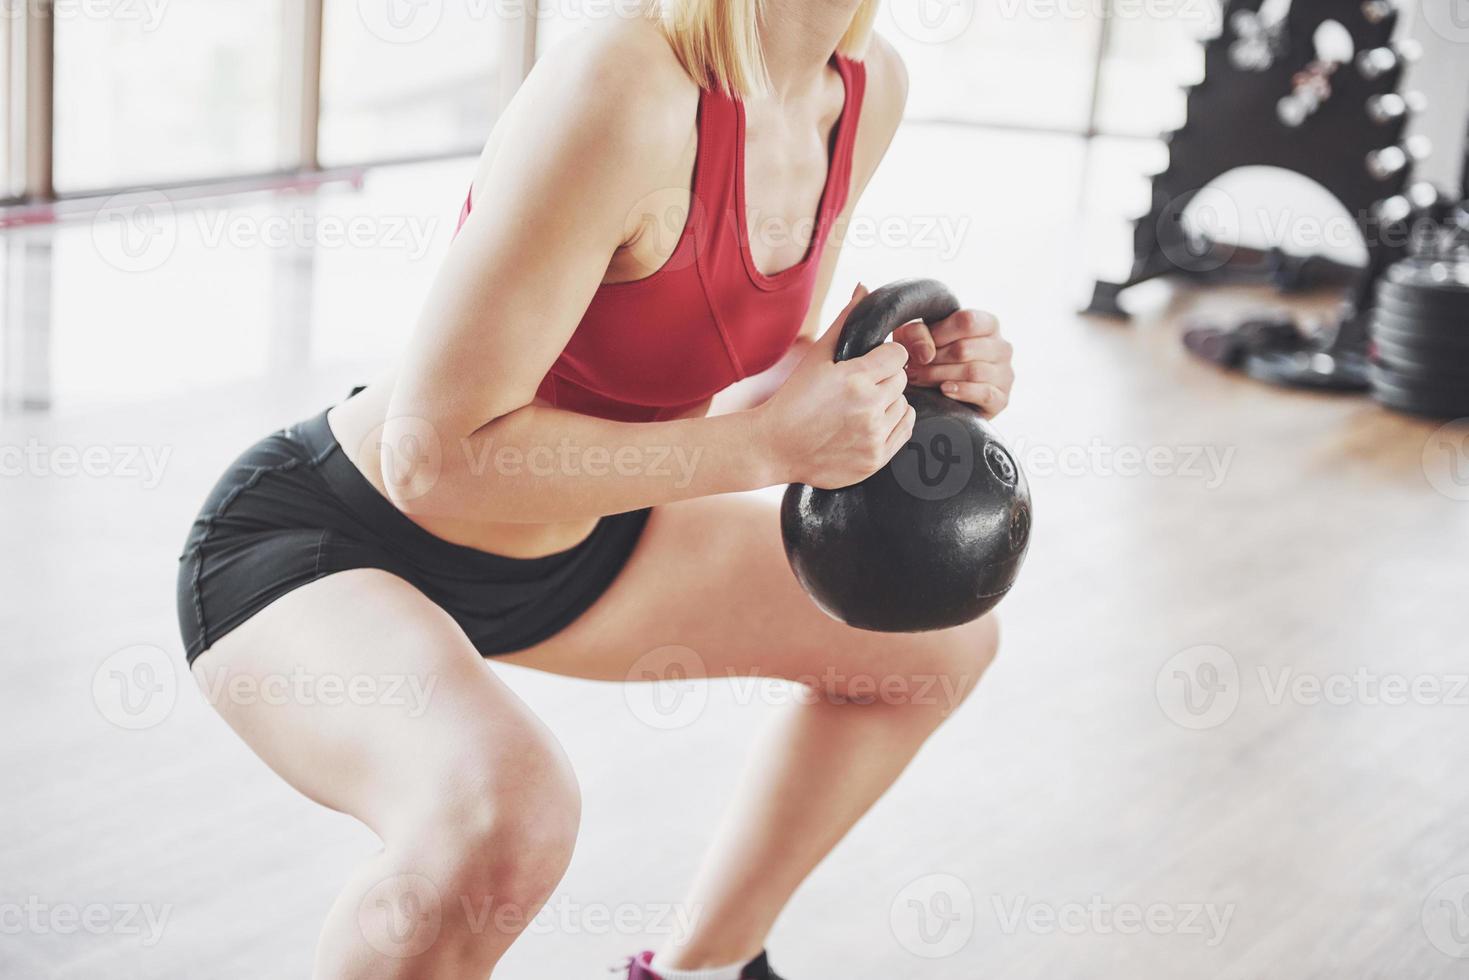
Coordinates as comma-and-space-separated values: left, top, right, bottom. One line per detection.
834, 279, 962, 363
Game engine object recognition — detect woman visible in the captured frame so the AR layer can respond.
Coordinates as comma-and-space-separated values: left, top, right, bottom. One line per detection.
177, 1, 1015, 977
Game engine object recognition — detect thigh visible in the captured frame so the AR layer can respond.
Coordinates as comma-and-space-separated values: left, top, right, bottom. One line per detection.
503, 494, 991, 692
193, 568, 572, 837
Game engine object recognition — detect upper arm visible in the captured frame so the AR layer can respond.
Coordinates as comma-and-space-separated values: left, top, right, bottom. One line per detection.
389, 28, 697, 439
800, 34, 910, 339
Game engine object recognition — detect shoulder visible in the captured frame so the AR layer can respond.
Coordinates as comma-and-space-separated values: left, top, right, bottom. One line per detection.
847, 33, 909, 186
512, 16, 699, 169
855, 33, 908, 137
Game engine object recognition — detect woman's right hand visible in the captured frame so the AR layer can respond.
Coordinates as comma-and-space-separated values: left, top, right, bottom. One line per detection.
755, 285, 917, 489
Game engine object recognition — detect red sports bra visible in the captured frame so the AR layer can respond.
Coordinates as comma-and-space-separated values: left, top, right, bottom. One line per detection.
457, 54, 867, 422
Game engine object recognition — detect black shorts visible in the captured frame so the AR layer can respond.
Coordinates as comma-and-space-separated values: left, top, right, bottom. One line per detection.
176, 403, 649, 666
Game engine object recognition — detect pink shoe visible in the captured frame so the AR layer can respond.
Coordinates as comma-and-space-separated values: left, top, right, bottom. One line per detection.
623, 951, 782, 979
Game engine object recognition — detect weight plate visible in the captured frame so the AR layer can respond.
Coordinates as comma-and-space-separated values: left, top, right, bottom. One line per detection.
1382, 258, 1469, 292
1371, 319, 1469, 356
1370, 350, 1469, 383
1370, 307, 1469, 341
1370, 334, 1469, 373
1370, 364, 1469, 403
1378, 275, 1469, 319
1372, 381, 1469, 419
1375, 290, 1469, 323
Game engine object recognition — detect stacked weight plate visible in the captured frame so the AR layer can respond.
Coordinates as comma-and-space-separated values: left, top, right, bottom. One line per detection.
1370, 259, 1469, 416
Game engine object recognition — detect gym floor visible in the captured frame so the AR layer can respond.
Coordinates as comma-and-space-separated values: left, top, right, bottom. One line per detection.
3, 123, 1466, 979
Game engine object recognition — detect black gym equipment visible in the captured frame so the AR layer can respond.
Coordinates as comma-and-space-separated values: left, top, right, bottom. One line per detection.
781, 280, 1032, 634
1368, 252, 1469, 416
1088, 0, 1432, 392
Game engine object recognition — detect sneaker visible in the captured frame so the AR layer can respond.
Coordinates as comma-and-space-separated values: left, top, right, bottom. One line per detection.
622, 950, 783, 979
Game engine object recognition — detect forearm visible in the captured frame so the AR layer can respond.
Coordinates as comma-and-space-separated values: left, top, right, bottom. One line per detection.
387, 404, 780, 525
712, 337, 815, 415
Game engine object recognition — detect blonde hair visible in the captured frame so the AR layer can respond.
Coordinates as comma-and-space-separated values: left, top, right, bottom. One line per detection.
652, 0, 881, 98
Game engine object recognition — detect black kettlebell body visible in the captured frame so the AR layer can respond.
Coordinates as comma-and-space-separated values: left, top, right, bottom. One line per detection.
780, 280, 1032, 632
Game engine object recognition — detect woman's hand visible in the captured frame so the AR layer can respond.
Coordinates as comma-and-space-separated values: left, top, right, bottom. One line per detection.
894, 308, 1014, 417
754, 285, 916, 489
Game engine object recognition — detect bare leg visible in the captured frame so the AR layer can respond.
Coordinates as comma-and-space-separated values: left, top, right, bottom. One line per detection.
194, 570, 582, 979
504, 494, 1000, 968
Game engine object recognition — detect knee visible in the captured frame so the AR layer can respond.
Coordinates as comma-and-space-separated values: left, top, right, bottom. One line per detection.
398, 735, 581, 926
895, 614, 1000, 715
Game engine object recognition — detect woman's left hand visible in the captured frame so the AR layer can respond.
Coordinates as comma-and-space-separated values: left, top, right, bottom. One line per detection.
894, 309, 1015, 417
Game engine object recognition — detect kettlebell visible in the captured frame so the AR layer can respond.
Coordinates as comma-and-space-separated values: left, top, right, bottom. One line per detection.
780, 279, 1032, 632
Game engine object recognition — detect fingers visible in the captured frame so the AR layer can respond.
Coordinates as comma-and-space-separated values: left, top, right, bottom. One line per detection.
924, 334, 1012, 367
882, 401, 918, 458
873, 371, 908, 405
892, 321, 937, 365
813, 282, 871, 354
850, 341, 910, 379
939, 381, 1010, 417
929, 309, 1000, 348
907, 359, 1015, 389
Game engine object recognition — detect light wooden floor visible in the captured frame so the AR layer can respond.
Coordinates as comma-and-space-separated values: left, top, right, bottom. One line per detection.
2, 127, 1466, 979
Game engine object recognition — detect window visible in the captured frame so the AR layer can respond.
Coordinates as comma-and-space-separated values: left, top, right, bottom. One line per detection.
881, 3, 1104, 131
318, 0, 505, 166
1093, 5, 1213, 138
2, 9, 17, 198
52, 1, 287, 193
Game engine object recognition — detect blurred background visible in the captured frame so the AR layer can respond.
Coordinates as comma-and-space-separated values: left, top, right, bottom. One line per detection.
3, 2, 1469, 978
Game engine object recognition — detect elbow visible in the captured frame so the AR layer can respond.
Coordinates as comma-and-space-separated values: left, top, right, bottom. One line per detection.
378, 415, 453, 518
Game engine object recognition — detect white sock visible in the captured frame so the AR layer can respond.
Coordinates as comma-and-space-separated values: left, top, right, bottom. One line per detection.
649, 953, 746, 980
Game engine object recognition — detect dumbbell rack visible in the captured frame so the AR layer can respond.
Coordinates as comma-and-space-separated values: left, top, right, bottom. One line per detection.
1086, 0, 1421, 351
